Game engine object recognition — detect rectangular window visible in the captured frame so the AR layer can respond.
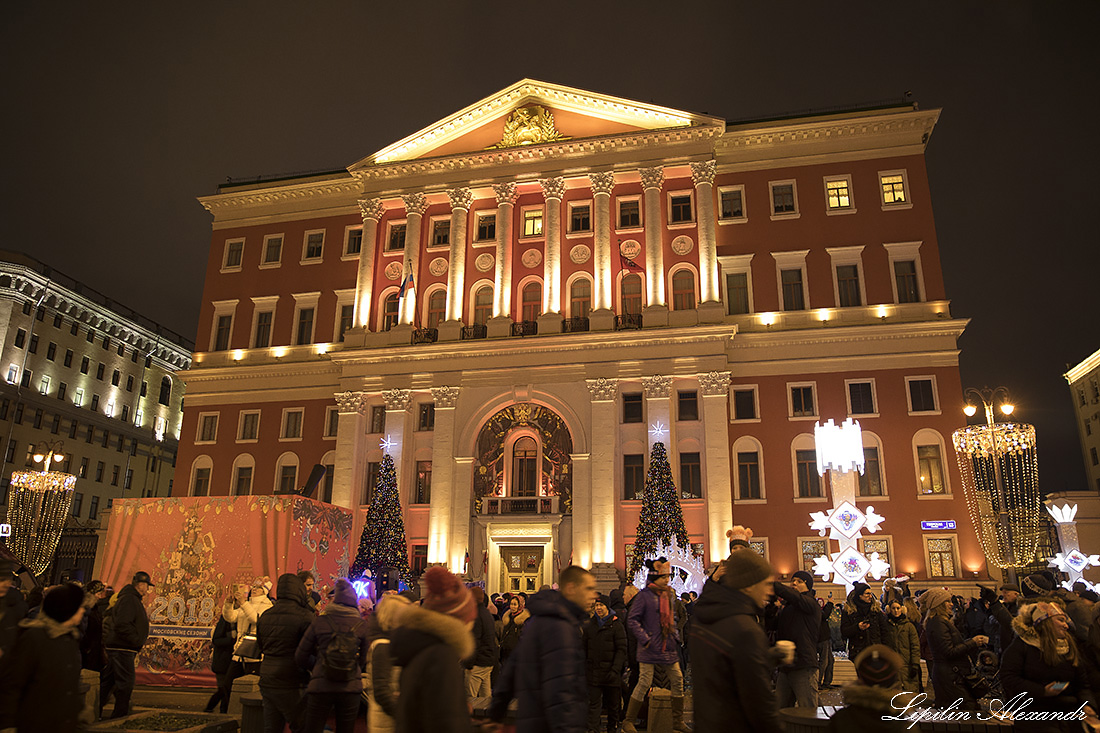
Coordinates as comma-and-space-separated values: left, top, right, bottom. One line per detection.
304, 232, 324, 259
199, 414, 218, 443
57, 382, 67, 401
80, 357, 89, 374
622, 393, 643, 424
91, 394, 100, 412
14, 329, 26, 349
679, 452, 702, 499
46, 342, 56, 361
388, 223, 407, 250
95, 461, 105, 482
39, 375, 50, 395
0, 398, 7, 420
926, 537, 956, 577
6, 365, 17, 384
117, 342, 125, 357
214, 314, 232, 351
848, 381, 876, 415
224, 240, 244, 269
414, 460, 432, 504
369, 406, 385, 435
263, 236, 283, 264
50, 413, 60, 434
894, 260, 921, 303
254, 311, 273, 348
677, 390, 699, 421
28, 335, 38, 354
364, 461, 381, 505
32, 409, 43, 429
418, 403, 435, 431
918, 445, 947, 494
96, 362, 105, 380
790, 385, 815, 418
126, 375, 133, 392
623, 454, 644, 500
74, 387, 84, 408
111, 465, 120, 486
72, 492, 84, 517
432, 220, 450, 246
323, 407, 339, 438
881, 173, 907, 206
87, 328, 95, 343
322, 464, 334, 503
618, 199, 641, 228
338, 304, 354, 342
64, 349, 73, 367
522, 209, 543, 237
569, 204, 590, 233
124, 468, 133, 490
475, 215, 495, 241
825, 178, 852, 210
234, 466, 253, 496
282, 409, 303, 439
111, 369, 121, 387
192, 467, 211, 497
85, 424, 94, 443
861, 537, 891, 570
780, 269, 805, 310
19, 369, 30, 388
669, 195, 693, 224
836, 265, 862, 307
796, 450, 822, 498
345, 228, 363, 256
859, 447, 884, 496
102, 335, 110, 350
295, 308, 315, 345
70, 321, 79, 336
101, 429, 110, 448
720, 188, 744, 219
79, 457, 88, 478
53, 313, 62, 328
908, 378, 938, 413
737, 452, 761, 500
279, 465, 297, 494
733, 388, 758, 420
772, 183, 796, 214
1091, 447, 1098, 466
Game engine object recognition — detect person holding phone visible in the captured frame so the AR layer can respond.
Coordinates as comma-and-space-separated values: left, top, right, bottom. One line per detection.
1001, 602, 1098, 731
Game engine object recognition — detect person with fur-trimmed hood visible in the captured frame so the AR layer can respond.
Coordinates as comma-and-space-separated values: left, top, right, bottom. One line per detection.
498, 594, 530, 667
883, 599, 920, 692
391, 566, 476, 733
827, 644, 919, 732
624, 558, 687, 733
364, 594, 412, 733
841, 583, 890, 660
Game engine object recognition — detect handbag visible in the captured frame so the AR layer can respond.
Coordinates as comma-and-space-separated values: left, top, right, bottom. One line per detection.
233, 632, 262, 661
953, 665, 991, 700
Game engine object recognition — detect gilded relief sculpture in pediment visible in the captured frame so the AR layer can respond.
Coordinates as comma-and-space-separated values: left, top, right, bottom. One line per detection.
488, 104, 570, 149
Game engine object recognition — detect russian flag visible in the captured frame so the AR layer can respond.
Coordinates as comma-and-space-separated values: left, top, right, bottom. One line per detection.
398, 272, 414, 298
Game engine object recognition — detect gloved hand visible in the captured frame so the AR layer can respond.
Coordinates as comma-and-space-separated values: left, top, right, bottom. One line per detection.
978, 585, 999, 604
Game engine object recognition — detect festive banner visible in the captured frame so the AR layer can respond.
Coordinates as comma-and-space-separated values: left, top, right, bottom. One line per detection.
100, 495, 352, 686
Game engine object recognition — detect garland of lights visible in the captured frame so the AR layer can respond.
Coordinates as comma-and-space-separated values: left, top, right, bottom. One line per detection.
5, 470, 76, 575
951, 423, 1041, 569
1046, 503, 1100, 592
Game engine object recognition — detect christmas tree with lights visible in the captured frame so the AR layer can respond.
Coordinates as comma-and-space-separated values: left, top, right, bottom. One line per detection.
350, 454, 411, 583
630, 442, 691, 578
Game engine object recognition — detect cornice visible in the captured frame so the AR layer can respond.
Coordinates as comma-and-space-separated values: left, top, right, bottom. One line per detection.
197, 175, 359, 217
1066, 347, 1100, 384
728, 318, 968, 351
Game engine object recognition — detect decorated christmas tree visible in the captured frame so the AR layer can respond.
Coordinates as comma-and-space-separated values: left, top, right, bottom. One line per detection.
629, 442, 691, 578
350, 454, 411, 583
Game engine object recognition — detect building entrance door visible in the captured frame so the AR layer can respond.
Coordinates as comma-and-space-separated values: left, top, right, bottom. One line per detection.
501, 546, 543, 593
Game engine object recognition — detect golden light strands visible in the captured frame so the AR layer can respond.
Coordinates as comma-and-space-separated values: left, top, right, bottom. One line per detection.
5, 469, 76, 576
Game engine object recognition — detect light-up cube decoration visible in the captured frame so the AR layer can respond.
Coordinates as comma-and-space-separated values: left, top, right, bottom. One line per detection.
1047, 503, 1100, 593
809, 418, 890, 593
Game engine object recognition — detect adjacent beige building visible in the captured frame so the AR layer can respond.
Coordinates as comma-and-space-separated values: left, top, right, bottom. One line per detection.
1066, 347, 1100, 494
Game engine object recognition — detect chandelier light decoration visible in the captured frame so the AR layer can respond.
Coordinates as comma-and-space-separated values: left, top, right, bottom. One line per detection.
809, 419, 890, 593
1046, 503, 1100, 592
4, 443, 76, 576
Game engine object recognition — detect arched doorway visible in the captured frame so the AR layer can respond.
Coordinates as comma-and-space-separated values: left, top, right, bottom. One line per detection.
472, 403, 573, 512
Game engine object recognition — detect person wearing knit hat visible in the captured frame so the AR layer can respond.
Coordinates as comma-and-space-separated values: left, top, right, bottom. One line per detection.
772, 569, 823, 710
689, 547, 784, 732
841, 582, 890, 664
583, 589, 628, 733
920, 585, 987, 710
826, 645, 909, 731
463, 586, 499, 700
421, 566, 477, 624
295, 577, 371, 733
0, 582, 87, 731
1022, 572, 1055, 599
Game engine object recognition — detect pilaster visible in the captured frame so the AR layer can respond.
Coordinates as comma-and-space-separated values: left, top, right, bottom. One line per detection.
380, 388, 412, 501
698, 370, 732, 561
642, 374, 673, 459
333, 391, 369, 509
691, 160, 720, 305
589, 172, 615, 318
539, 177, 565, 316
587, 377, 618, 565
427, 386, 460, 566
398, 193, 428, 326
354, 199, 383, 329
570, 452, 593, 569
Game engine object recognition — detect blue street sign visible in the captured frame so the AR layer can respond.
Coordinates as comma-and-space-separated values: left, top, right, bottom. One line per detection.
920, 520, 956, 531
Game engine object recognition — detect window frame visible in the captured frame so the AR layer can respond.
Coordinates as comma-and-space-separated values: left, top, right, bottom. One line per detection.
913, 428, 952, 497
797, 536, 828, 573
566, 200, 592, 235
616, 195, 643, 232
826, 245, 867, 309
669, 267, 698, 311
666, 189, 696, 228
884, 241, 925, 305
733, 436, 766, 503
845, 378, 879, 418
209, 299, 239, 352
260, 234, 284, 269
473, 211, 497, 243
237, 410, 261, 443
923, 534, 960, 578
221, 238, 245, 273
859, 534, 895, 571
280, 408, 305, 442
878, 169, 913, 210
677, 390, 699, 422
332, 288, 356, 343
678, 451, 703, 499
717, 184, 748, 224
342, 225, 363, 259
769, 179, 800, 220
301, 229, 326, 264
793, 436, 826, 501
905, 375, 941, 415
623, 453, 645, 501
787, 381, 819, 421
428, 216, 451, 250
385, 219, 409, 252
291, 292, 320, 346
730, 384, 760, 423
323, 406, 339, 440
196, 412, 219, 445
622, 393, 643, 424
772, 250, 810, 312
519, 205, 545, 240
823, 174, 856, 215
857, 434, 889, 498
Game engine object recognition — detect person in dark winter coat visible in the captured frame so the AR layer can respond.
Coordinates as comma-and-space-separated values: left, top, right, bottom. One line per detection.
841, 583, 890, 659
773, 570, 822, 709
295, 578, 371, 733
464, 586, 499, 698
365, 595, 412, 733
0, 582, 87, 733
0, 562, 28, 661
203, 616, 238, 714
918, 588, 986, 709
624, 558, 686, 733
499, 595, 530, 667
490, 566, 597, 733
101, 570, 153, 719
818, 596, 836, 689
690, 549, 787, 733
583, 594, 627, 733
1001, 601, 1099, 732
258, 573, 315, 733
827, 644, 920, 732
884, 600, 920, 692
390, 566, 476, 733
79, 580, 108, 672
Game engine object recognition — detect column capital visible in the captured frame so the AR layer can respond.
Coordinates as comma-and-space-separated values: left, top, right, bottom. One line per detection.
586, 377, 619, 402
642, 375, 673, 399
698, 370, 731, 396
381, 388, 412, 411
402, 193, 428, 217
589, 172, 616, 196
493, 182, 518, 206
358, 198, 384, 221
430, 385, 461, 409
690, 160, 717, 187
539, 176, 566, 201
446, 187, 473, 211
639, 166, 665, 191
334, 390, 369, 415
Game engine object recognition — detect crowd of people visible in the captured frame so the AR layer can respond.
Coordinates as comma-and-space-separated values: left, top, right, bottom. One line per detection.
8, 533, 1100, 731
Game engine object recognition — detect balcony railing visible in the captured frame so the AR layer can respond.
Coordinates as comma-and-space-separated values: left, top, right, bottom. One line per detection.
511, 320, 538, 337
461, 324, 487, 340
411, 328, 438, 344
561, 316, 590, 333
481, 496, 560, 515
615, 313, 643, 331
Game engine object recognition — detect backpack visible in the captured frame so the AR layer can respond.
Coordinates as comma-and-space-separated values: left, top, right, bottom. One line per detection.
320, 617, 363, 682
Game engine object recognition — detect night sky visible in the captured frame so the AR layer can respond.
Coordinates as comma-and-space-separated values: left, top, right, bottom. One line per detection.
3, 3, 1096, 491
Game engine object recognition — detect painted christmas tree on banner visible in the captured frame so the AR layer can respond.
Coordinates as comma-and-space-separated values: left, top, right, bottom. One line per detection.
351, 454, 411, 583
630, 441, 690, 578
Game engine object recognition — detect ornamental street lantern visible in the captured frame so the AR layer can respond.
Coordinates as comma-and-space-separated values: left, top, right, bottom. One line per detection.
4, 441, 76, 576
952, 387, 1040, 586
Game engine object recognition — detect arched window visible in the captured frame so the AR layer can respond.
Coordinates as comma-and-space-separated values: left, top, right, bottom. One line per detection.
381, 293, 400, 332
473, 286, 493, 326
621, 273, 642, 315
672, 270, 696, 311
275, 452, 300, 494
570, 278, 591, 319
426, 290, 447, 329
158, 376, 171, 406
190, 455, 213, 497
521, 282, 542, 323
732, 436, 765, 501
512, 436, 538, 497
231, 454, 255, 497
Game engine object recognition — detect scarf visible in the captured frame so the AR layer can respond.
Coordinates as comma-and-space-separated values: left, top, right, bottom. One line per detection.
648, 583, 675, 638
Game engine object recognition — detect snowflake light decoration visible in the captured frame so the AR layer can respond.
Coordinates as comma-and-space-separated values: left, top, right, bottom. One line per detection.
1050, 549, 1100, 575
631, 537, 706, 596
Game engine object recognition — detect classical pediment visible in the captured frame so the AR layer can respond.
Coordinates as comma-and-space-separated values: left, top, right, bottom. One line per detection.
350, 79, 723, 169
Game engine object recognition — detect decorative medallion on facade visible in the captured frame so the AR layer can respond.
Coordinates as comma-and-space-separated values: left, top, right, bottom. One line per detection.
493, 182, 519, 206
642, 375, 673, 399
619, 240, 642, 261
402, 193, 428, 217
358, 198, 384, 221
380, 389, 412, 412
639, 166, 665, 191
690, 160, 717, 186
446, 187, 473, 211
539, 176, 566, 200
512, 402, 535, 423
569, 244, 591, 264
488, 105, 570, 149
475, 253, 496, 272
697, 371, 731, 396
429, 257, 449, 277
586, 377, 619, 402
430, 386, 461, 409
384, 262, 403, 281
589, 172, 616, 196
671, 236, 694, 256
521, 249, 543, 268
335, 391, 368, 415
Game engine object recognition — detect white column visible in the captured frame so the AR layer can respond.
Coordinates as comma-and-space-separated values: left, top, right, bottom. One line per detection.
333, 391, 368, 509
539, 177, 565, 314
354, 199, 382, 329
451, 456, 475, 574
589, 172, 615, 312
691, 160, 720, 304
380, 388, 411, 502
427, 386, 460, 566
642, 375, 673, 460
492, 182, 517, 318
587, 377, 618, 565
570, 452, 592, 569
699, 371, 732, 562
639, 166, 667, 312
444, 188, 471, 323
398, 193, 427, 326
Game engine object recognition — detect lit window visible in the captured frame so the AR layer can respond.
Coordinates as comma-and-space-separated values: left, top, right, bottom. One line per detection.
74, 388, 84, 407
917, 445, 946, 494
926, 537, 955, 577
881, 173, 907, 205
522, 209, 543, 237
39, 375, 50, 395
825, 178, 852, 210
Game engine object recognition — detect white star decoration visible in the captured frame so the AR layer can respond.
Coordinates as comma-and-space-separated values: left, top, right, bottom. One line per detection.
380, 435, 395, 451
649, 421, 667, 439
